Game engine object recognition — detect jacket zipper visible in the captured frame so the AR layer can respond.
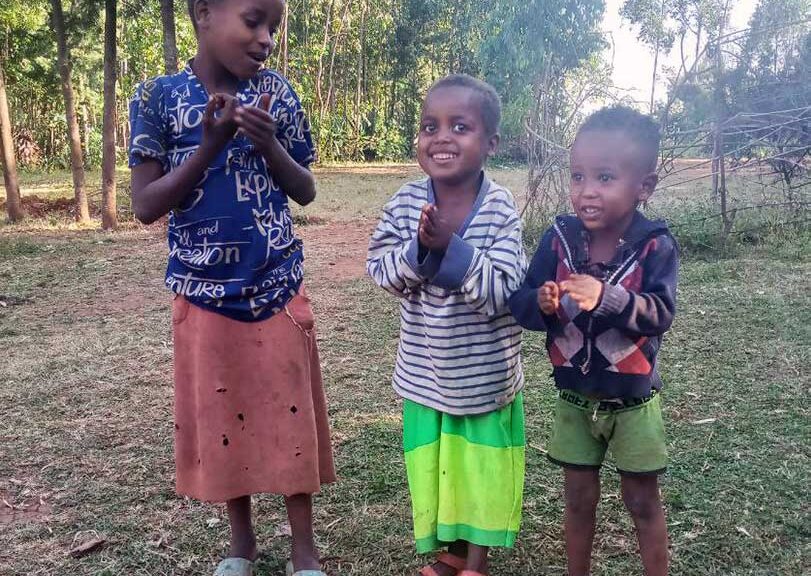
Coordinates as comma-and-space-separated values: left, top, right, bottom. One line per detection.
581, 317, 594, 375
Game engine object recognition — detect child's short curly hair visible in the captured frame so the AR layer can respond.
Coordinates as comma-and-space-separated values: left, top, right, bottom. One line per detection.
427, 74, 502, 136
578, 105, 661, 172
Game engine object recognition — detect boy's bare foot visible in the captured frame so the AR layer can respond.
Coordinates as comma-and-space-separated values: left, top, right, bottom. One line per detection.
419, 548, 466, 576
419, 558, 462, 576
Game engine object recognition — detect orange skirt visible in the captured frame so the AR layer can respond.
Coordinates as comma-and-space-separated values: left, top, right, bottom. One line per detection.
172, 288, 336, 502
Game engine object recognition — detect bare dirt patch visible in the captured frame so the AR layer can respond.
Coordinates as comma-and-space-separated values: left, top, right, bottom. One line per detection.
0, 195, 92, 219
299, 219, 375, 282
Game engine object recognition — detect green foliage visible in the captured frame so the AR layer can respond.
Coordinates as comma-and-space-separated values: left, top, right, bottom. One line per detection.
620, 0, 676, 50
478, 0, 606, 102
4, 0, 608, 166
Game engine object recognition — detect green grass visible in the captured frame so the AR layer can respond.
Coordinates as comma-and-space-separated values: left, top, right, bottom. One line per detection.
0, 166, 809, 575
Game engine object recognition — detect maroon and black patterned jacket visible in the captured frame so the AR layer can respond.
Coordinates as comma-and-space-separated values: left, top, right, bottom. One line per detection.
509, 212, 679, 399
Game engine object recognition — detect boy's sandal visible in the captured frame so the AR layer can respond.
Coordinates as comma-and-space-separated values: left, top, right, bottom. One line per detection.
285, 560, 328, 576
419, 552, 467, 576
213, 558, 254, 576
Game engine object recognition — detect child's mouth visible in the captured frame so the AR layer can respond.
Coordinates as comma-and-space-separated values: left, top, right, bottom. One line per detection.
431, 153, 458, 162
247, 53, 267, 66
580, 206, 602, 217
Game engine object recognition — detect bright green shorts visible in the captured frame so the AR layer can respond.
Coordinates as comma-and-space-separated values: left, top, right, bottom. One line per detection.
548, 389, 667, 475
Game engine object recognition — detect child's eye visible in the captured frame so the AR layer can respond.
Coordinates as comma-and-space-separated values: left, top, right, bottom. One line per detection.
571, 173, 584, 183
453, 123, 467, 133
599, 173, 614, 183
422, 124, 436, 134
244, 18, 260, 28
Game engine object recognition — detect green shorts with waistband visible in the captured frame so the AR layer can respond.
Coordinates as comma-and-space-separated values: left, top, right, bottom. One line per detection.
548, 388, 667, 475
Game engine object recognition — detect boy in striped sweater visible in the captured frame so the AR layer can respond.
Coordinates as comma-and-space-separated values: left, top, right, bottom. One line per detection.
367, 74, 527, 576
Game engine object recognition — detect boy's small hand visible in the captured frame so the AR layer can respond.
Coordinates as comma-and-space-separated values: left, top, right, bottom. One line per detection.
418, 204, 433, 248
234, 93, 279, 156
560, 274, 604, 312
202, 93, 239, 151
537, 281, 560, 315
418, 204, 454, 251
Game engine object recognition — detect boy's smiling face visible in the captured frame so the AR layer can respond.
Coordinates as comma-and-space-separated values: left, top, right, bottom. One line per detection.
196, 0, 284, 80
569, 129, 658, 235
417, 86, 499, 186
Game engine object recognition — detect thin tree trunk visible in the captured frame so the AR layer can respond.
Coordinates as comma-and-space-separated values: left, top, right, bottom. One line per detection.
275, 0, 289, 76
51, 0, 89, 223
712, 4, 731, 235
650, 42, 660, 114
160, 0, 179, 74
649, 0, 667, 114
325, 1, 351, 116
315, 0, 335, 127
0, 58, 23, 222
101, 0, 117, 229
356, 1, 366, 138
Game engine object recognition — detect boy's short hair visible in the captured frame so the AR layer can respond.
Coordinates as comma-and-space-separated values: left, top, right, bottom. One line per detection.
577, 105, 661, 172
427, 74, 502, 136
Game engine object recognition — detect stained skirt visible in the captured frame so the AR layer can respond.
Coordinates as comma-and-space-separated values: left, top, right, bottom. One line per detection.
172, 288, 336, 502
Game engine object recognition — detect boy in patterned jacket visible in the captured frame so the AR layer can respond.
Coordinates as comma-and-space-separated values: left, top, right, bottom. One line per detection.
510, 106, 678, 576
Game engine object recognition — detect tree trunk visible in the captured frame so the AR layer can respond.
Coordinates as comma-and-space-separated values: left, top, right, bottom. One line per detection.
649, 41, 660, 114
325, 0, 351, 116
315, 0, 335, 128
0, 58, 23, 222
160, 0, 178, 74
712, 4, 731, 236
101, 0, 117, 229
356, 2, 366, 138
275, 0, 289, 76
51, 0, 89, 223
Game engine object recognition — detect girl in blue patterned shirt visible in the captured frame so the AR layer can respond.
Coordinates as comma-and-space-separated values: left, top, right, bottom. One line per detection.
128, 1, 334, 575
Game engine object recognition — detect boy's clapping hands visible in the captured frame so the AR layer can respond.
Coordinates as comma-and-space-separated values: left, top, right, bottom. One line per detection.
537, 281, 560, 315
539, 274, 605, 314
419, 203, 454, 251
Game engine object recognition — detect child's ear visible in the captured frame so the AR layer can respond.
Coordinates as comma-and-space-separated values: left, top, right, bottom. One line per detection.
487, 133, 501, 157
639, 171, 658, 202
194, 0, 213, 30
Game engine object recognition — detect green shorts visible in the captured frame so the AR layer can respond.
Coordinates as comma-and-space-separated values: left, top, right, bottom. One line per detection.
548, 389, 667, 475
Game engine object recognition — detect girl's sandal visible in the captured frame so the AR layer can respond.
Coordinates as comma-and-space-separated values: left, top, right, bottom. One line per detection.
213, 558, 254, 576
419, 552, 467, 576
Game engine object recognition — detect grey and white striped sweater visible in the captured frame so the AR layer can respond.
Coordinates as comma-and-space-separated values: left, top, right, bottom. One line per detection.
366, 175, 527, 415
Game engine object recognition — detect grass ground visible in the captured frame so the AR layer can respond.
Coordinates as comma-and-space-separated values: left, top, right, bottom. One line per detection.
0, 165, 809, 575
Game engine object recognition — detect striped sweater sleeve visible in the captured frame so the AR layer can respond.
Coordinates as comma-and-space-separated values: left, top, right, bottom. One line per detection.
432, 194, 527, 317
366, 187, 425, 297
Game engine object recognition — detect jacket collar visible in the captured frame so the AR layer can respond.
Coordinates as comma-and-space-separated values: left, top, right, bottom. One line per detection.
553, 211, 670, 270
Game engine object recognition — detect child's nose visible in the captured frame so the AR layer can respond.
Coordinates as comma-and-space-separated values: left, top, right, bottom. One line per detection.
435, 127, 453, 142
582, 182, 600, 198
258, 30, 272, 50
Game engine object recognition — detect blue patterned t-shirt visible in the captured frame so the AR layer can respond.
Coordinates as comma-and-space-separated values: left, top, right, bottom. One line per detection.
128, 65, 315, 322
